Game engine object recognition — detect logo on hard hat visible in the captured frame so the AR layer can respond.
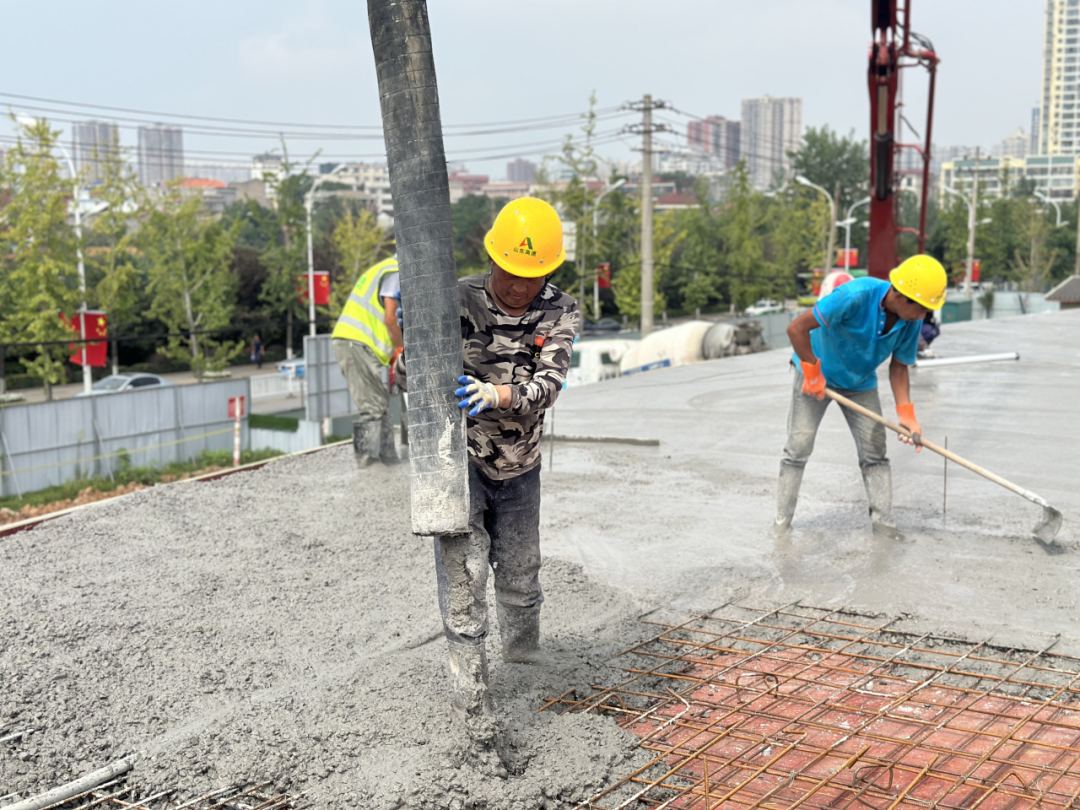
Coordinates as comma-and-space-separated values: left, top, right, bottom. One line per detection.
514, 237, 536, 257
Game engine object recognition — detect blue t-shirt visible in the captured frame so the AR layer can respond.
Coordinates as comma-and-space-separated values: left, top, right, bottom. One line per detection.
791, 277, 920, 391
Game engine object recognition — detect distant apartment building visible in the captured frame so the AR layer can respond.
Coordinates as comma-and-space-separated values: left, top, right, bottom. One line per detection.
448, 172, 490, 202
72, 120, 119, 179
687, 116, 741, 168
1038, 0, 1080, 155
998, 128, 1031, 159
137, 124, 183, 187
332, 162, 395, 227
739, 96, 802, 189
941, 154, 1080, 203
506, 158, 536, 184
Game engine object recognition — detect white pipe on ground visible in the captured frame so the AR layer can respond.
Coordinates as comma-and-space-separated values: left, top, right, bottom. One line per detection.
915, 352, 1019, 369
1, 756, 136, 810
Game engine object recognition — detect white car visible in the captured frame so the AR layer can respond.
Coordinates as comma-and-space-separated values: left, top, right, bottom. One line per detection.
744, 299, 784, 317
74, 373, 175, 397
276, 357, 306, 378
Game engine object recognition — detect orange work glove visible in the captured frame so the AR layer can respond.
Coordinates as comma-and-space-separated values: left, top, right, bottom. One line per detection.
896, 402, 922, 452
388, 348, 404, 390
799, 359, 826, 400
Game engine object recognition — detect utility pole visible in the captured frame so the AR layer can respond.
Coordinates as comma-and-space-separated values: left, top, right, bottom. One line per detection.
1075, 193, 1080, 277
625, 96, 669, 336
824, 180, 841, 271
964, 147, 980, 300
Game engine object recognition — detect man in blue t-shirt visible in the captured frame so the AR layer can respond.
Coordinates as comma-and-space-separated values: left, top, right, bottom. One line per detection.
776, 255, 947, 538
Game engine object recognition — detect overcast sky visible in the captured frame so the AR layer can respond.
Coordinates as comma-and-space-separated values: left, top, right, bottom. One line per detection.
0, 0, 1044, 179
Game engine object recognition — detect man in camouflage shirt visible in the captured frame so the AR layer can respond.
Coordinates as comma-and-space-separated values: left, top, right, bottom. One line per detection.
402, 197, 580, 719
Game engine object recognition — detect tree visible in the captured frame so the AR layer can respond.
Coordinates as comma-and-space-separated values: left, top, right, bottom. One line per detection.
259, 152, 313, 357
0, 117, 81, 400
766, 184, 830, 296
790, 126, 869, 215
85, 131, 142, 375
721, 163, 776, 310
141, 188, 241, 381
451, 194, 500, 275
330, 207, 393, 319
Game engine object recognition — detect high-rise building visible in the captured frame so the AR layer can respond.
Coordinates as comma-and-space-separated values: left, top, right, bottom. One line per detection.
1039, 0, 1080, 155
999, 127, 1031, 159
686, 116, 741, 168
1032, 106, 1042, 154
137, 124, 184, 187
72, 120, 119, 179
739, 96, 802, 189
506, 157, 536, 184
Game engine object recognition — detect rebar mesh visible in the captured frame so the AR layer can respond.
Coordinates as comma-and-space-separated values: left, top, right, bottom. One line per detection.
543, 605, 1080, 810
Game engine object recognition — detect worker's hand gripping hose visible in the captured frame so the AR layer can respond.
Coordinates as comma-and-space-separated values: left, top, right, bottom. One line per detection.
895, 402, 923, 451
799, 359, 827, 400
456, 376, 499, 416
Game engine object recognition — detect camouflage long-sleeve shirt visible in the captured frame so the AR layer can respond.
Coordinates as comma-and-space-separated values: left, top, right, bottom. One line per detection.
459, 274, 580, 481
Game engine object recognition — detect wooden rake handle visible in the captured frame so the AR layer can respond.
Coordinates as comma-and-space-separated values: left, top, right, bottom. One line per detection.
823, 388, 1050, 509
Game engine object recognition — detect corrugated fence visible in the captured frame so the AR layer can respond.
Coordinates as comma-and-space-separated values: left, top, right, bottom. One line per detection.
0, 379, 250, 498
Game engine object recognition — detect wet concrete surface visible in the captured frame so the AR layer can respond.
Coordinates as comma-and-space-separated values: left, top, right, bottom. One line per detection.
540, 309, 1080, 652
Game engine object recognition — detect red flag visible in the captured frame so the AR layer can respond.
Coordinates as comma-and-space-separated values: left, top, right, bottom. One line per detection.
597, 262, 611, 289
297, 272, 331, 305
835, 249, 859, 268
61, 310, 108, 367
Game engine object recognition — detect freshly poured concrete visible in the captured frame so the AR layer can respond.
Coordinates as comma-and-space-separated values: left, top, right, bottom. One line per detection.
542, 309, 1080, 649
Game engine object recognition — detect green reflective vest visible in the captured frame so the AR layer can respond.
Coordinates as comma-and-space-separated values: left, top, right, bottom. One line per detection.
331, 256, 398, 365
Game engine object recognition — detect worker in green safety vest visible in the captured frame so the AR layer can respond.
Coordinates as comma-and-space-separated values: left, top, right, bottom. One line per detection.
332, 254, 403, 464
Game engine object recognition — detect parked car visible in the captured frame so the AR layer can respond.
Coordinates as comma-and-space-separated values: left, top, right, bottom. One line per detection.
276, 357, 306, 378
74, 373, 175, 397
581, 317, 622, 334
744, 299, 784, 317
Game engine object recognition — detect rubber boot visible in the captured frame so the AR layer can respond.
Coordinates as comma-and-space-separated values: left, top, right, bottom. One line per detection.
497, 603, 542, 664
351, 419, 382, 467
446, 639, 493, 720
862, 463, 904, 540
378, 413, 399, 464
774, 463, 804, 535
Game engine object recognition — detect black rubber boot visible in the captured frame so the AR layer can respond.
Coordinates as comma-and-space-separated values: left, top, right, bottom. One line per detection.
352, 420, 382, 467
379, 413, 399, 464
497, 603, 542, 664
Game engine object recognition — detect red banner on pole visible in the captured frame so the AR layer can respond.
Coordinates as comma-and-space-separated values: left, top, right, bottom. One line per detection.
297, 272, 331, 305
835, 249, 859, 268
60, 310, 108, 367
228, 395, 246, 419
597, 262, 611, 289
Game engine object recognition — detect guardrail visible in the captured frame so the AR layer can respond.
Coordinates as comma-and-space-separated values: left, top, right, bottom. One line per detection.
250, 372, 305, 401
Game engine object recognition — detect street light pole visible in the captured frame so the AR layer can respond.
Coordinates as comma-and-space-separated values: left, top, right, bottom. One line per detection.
304, 168, 347, 338
843, 196, 871, 272
591, 178, 627, 320
796, 175, 838, 270
1034, 191, 1064, 227
943, 184, 979, 299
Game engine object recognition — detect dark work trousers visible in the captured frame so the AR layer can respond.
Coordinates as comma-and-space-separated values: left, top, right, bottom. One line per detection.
434, 463, 543, 646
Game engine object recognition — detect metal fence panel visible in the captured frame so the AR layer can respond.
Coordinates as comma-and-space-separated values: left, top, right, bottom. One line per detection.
250, 420, 323, 455
0, 378, 251, 499
303, 335, 366, 421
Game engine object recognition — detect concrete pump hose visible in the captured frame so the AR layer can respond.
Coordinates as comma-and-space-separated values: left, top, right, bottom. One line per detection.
1, 756, 136, 810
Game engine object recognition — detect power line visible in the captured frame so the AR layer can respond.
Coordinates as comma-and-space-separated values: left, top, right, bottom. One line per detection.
0, 90, 625, 133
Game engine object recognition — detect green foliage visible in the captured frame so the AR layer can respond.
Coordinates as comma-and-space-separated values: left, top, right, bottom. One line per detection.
249, 413, 300, 432
331, 207, 394, 317
451, 194, 502, 275
790, 126, 869, 215
0, 117, 82, 399
141, 188, 242, 380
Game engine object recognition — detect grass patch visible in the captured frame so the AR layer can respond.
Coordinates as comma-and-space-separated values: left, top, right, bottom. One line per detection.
249, 413, 300, 432
0, 448, 283, 512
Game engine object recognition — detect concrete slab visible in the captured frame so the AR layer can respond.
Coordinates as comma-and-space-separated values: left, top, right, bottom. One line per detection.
539, 310, 1080, 651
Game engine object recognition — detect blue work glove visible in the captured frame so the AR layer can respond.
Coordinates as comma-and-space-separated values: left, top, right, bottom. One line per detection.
393, 290, 402, 328
455, 375, 499, 416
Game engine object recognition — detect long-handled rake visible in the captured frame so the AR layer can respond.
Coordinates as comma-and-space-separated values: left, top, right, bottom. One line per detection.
826, 388, 1065, 553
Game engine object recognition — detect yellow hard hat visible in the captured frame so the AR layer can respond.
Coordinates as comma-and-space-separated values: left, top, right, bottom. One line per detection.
485, 197, 565, 278
889, 254, 947, 311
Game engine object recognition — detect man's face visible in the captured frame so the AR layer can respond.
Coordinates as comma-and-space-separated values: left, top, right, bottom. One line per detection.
489, 259, 548, 309
887, 287, 931, 321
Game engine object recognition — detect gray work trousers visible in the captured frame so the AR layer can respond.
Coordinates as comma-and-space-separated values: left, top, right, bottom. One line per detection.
332, 338, 388, 421
778, 369, 893, 526
434, 464, 543, 646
